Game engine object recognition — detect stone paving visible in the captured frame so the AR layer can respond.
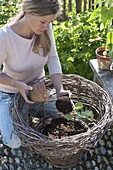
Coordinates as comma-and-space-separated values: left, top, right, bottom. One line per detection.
0, 125, 113, 170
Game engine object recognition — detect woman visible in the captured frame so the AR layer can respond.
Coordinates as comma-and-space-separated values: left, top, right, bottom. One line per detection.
0, 0, 71, 149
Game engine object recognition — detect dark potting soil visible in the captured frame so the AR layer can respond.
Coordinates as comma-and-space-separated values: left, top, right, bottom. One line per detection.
37, 116, 89, 139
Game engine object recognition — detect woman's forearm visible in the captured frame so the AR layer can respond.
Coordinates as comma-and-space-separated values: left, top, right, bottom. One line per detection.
0, 72, 33, 103
0, 72, 18, 86
50, 73, 63, 94
51, 73, 72, 98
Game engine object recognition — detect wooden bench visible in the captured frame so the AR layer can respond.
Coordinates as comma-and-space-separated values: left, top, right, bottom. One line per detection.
89, 59, 113, 99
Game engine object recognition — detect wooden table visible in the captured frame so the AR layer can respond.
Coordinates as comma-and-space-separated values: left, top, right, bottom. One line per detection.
89, 59, 113, 98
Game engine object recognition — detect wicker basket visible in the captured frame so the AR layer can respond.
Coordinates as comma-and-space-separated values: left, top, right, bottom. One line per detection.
10, 74, 113, 169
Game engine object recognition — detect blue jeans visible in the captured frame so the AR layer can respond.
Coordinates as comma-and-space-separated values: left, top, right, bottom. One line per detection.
0, 90, 58, 148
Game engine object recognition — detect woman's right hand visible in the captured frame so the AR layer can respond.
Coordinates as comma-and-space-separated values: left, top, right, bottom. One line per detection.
13, 81, 34, 104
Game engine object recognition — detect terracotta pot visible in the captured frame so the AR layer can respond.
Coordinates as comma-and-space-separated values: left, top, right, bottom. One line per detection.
95, 47, 112, 70
28, 81, 49, 102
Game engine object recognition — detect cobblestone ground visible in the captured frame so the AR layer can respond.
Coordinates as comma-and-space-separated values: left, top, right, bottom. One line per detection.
0, 126, 113, 170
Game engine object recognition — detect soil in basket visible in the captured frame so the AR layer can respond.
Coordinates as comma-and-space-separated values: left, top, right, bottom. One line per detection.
30, 100, 98, 139
37, 116, 89, 139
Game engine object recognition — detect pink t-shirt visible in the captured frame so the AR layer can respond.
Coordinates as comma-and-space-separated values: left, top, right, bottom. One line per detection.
0, 23, 62, 93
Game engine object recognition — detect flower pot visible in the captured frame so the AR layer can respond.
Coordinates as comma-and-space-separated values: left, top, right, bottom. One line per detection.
95, 47, 112, 70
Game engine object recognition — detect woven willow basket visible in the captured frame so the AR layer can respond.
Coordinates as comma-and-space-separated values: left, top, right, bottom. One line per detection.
10, 74, 113, 168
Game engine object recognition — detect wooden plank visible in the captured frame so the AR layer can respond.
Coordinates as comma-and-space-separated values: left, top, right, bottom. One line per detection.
68, 0, 72, 12
89, 59, 113, 99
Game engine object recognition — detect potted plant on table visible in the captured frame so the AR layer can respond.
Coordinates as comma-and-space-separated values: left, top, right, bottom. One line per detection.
88, 3, 113, 70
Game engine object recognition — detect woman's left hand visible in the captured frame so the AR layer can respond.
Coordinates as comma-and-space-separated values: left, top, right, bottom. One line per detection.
57, 89, 72, 99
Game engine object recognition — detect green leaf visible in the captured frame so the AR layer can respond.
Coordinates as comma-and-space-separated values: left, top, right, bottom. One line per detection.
107, 7, 113, 20
101, 6, 109, 27
64, 114, 73, 120
107, 31, 113, 44
87, 7, 101, 22
81, 110, 95, 121
67, 57, 74, 62
75, 102, 83, 110
76, 110, 95, 122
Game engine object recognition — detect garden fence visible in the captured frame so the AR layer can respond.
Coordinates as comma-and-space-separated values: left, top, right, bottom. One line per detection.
61, 0, 106, 20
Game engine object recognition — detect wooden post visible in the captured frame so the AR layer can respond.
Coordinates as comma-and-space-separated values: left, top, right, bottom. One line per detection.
83, 0, 87, 11
88, 0, 91, 10
68, 0, 72, 12
92, 0, 94, 10
75, 0, 82, 13
62, 0, 66, 20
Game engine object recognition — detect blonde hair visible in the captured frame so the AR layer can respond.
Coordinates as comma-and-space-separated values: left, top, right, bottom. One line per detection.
14, 0, 59, 56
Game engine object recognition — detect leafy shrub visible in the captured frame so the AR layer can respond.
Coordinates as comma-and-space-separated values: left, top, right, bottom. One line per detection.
0, 0, 21, 26
53, 11, 106, 80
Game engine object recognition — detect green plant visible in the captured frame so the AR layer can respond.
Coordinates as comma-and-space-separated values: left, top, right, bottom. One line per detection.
87, 3, 113, 61
64, 102, 96, 126
0, 0, 21, 27
53, 11, 105, 80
